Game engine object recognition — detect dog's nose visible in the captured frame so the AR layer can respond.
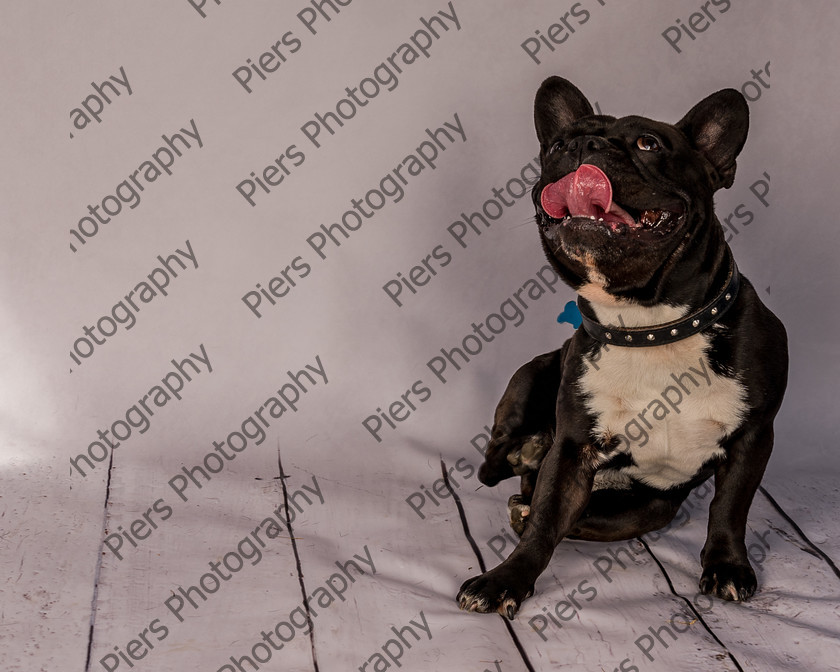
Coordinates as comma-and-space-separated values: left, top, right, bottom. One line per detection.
567, 135, 609, 152
566, 135, 609, 163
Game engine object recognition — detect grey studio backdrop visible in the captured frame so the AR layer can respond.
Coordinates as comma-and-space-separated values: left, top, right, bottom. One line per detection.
2, 1, 839, 671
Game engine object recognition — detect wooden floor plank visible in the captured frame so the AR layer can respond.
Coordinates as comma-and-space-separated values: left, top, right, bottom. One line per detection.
641, 479, 840, 672
276, 434, 529, 672
87, 421, 319, 671
759, 470, 840, 568
0, 461, 103, 672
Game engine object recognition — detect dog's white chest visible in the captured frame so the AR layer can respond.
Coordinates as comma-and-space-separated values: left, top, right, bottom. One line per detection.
579, 333, 747, 490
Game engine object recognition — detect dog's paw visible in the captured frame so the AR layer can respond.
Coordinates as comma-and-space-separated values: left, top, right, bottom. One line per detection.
507, 494, 531, 537
699, 563, 757, 601
506, 433, 552, 473
479, 432, 552, 485
457, 570, 533, 619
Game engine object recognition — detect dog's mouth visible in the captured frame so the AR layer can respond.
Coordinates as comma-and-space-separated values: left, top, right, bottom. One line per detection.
546, 207, 683, 237
539, 164, 684, 238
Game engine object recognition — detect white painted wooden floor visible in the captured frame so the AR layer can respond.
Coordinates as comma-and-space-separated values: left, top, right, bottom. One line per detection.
5, 449, 839, 672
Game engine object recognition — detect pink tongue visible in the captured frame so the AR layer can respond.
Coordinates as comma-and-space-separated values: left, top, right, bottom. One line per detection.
541, 164, 613, 219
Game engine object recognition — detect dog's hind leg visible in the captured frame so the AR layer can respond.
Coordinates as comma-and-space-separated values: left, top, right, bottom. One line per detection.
567, 482, 692, 542
478, 342, 569, 488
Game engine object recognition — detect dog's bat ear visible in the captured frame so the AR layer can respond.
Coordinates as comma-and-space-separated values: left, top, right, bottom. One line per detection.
534, 77, 594, 149
676, 89, 749, 190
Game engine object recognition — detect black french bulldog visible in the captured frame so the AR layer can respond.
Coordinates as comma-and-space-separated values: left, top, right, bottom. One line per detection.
457, 77, 788, 619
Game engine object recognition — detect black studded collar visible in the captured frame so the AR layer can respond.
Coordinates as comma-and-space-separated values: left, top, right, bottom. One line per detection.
577, 252, 741, 347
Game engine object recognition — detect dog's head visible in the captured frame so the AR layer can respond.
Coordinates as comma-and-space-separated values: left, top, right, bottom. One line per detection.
533, 77, 748, 304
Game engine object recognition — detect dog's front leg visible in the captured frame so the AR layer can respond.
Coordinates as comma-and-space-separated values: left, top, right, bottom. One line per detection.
700, 422, 774, 601
457, 438, 597, 619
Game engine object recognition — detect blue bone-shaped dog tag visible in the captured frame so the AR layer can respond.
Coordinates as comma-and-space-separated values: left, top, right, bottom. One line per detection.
557, 300, 582, 329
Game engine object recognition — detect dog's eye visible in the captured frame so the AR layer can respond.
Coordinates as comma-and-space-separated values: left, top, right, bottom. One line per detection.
636, 135, 660, 152
548, 139, 564, 155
